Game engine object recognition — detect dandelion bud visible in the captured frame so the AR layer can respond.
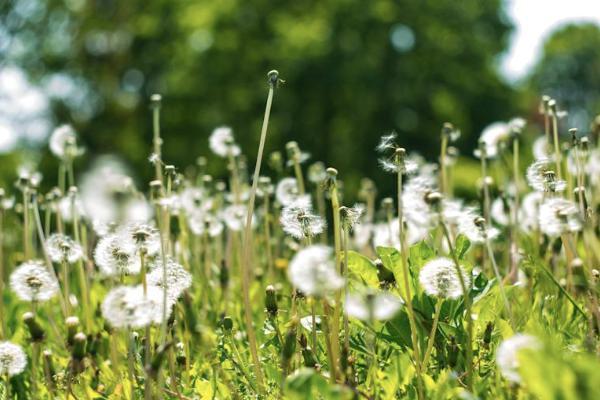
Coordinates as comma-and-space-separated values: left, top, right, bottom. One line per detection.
23, 312, 45, 342
42, 349, 56, 388
571, 258, 588, 293
147, 342, 172, 379
286, 141, 299, 157
219, 259, 229, 290
71, 332, 86, 361
548, 99, 557, 114
150, 94, 162, 107
381, 197, 393, 211
580, 136, 589, 152
265, 285, 278, 316
483, 322, 493, 349
299, 334, 318, 368
267, 70, 280, 87
66, 316, 80, 346
569, 128, 578, 145
442, 122, 455, 136
281, 326, 297, 365
394, 147, 406, 159
221, 316, 233, 333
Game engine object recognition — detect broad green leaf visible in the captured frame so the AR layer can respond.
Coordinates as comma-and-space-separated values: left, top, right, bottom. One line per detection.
377, 246, 416, 299
454, 234, 471, 259
284, 368, 353, 399
345, 250, 379, 288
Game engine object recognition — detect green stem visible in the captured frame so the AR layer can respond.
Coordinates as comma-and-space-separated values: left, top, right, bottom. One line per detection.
440, 218, 474, 392
239, 72, 279, 392
422, 300, 442, 370
329, 180, 342, 382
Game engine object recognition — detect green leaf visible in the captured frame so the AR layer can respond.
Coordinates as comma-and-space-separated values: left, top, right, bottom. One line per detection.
284, 368, 353, 399
382, 311, 413, 349
377, 246, 416, 298
454, 234, 471, 259
345, 250, 379, 288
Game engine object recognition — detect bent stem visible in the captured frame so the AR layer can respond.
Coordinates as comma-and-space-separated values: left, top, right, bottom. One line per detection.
239, 71, 279, 392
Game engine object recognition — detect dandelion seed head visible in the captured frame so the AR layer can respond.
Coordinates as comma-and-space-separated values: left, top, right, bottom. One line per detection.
275, 177, 301, 207
340, 204, 364, 232
280, 197, 326, 239
46, 233, 84, 264
419, 257, 470, 299
101, 285, 170, 329
496, 334, 540, 383
188, 211, 223, 237
0, 342, 27, 376
538, 198, 582, 237
147, 258, 192, 303
94, 233, 141, 276
345, 292, 402, 321
221, 204, 255, 231
209, 126, 240, 158
10, 260, 59, 302
288, 245, 344, 297
50, 124, 82, 160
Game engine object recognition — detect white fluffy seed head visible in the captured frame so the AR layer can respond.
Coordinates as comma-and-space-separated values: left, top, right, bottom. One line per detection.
288, 245, 344, 297
10, 260, 59, 302
101, 285, 171, 329
496, 334, 540, 383
50, 124, 82, 160
345, 292, 402, 322
46, 233, 84, 264
94, 233, 141, 277
275, 177, 301, 207
147, 258, 192, 303
419, 257, 470, 299
538, 197, 582, 237
280, 197, 326, 239
209, 126, 240, 158
0, 342, 27, 376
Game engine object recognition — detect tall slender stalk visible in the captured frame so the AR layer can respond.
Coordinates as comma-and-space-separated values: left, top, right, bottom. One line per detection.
240, 70, 280, 391
440, 218, 474, 391
151, 94, 164, 184
326, 168, 342, 382
422, 300, 442, 369
394, 149, 424, 400
549, 100, 562, 180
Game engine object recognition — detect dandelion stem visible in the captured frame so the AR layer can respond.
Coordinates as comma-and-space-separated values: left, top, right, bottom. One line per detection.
396, 151, 425, 400
422, 300, 442, 370
440, 218, 474, 392
239, 70, 280, 392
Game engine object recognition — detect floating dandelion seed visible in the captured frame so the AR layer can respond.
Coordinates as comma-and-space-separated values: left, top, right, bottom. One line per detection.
46, 233, 84, 264
10, 260, 59, 302
101, 285, 170, 329
376, 132, 398, 153
209, 126, 240, 158
288, 245, 344, 297
538, 198, 582, 237
0, 342, 27, 376
419, 257, 470, 299
496, 334, 540, 383
280, 197, 326, 240
345, 292, 402, 321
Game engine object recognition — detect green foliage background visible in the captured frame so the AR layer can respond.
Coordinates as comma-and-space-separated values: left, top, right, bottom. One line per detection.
1, 0, 599, 197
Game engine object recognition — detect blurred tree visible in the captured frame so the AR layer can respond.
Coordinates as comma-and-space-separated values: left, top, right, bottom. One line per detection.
528, 23, 600, 134
1, 0, 516, 197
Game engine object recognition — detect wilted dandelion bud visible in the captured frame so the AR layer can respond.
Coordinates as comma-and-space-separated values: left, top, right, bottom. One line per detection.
267, 69, 280, 86
265, 285, 278, 316
147, 342, 172, 379
483, 322, 494, 349
299, 334, 318, 368
43, 349, 56, 385
23, 312, 45, 342
419, 257, 470, 299
71, 332, 87, 361
66, 316, 80, 346
548, 98, 557, 114
281, 325, 297, 365
164, 165, 176, 177
0, 342, 27, 376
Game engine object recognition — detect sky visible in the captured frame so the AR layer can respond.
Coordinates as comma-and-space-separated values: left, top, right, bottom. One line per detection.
501, 0, 600, 82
